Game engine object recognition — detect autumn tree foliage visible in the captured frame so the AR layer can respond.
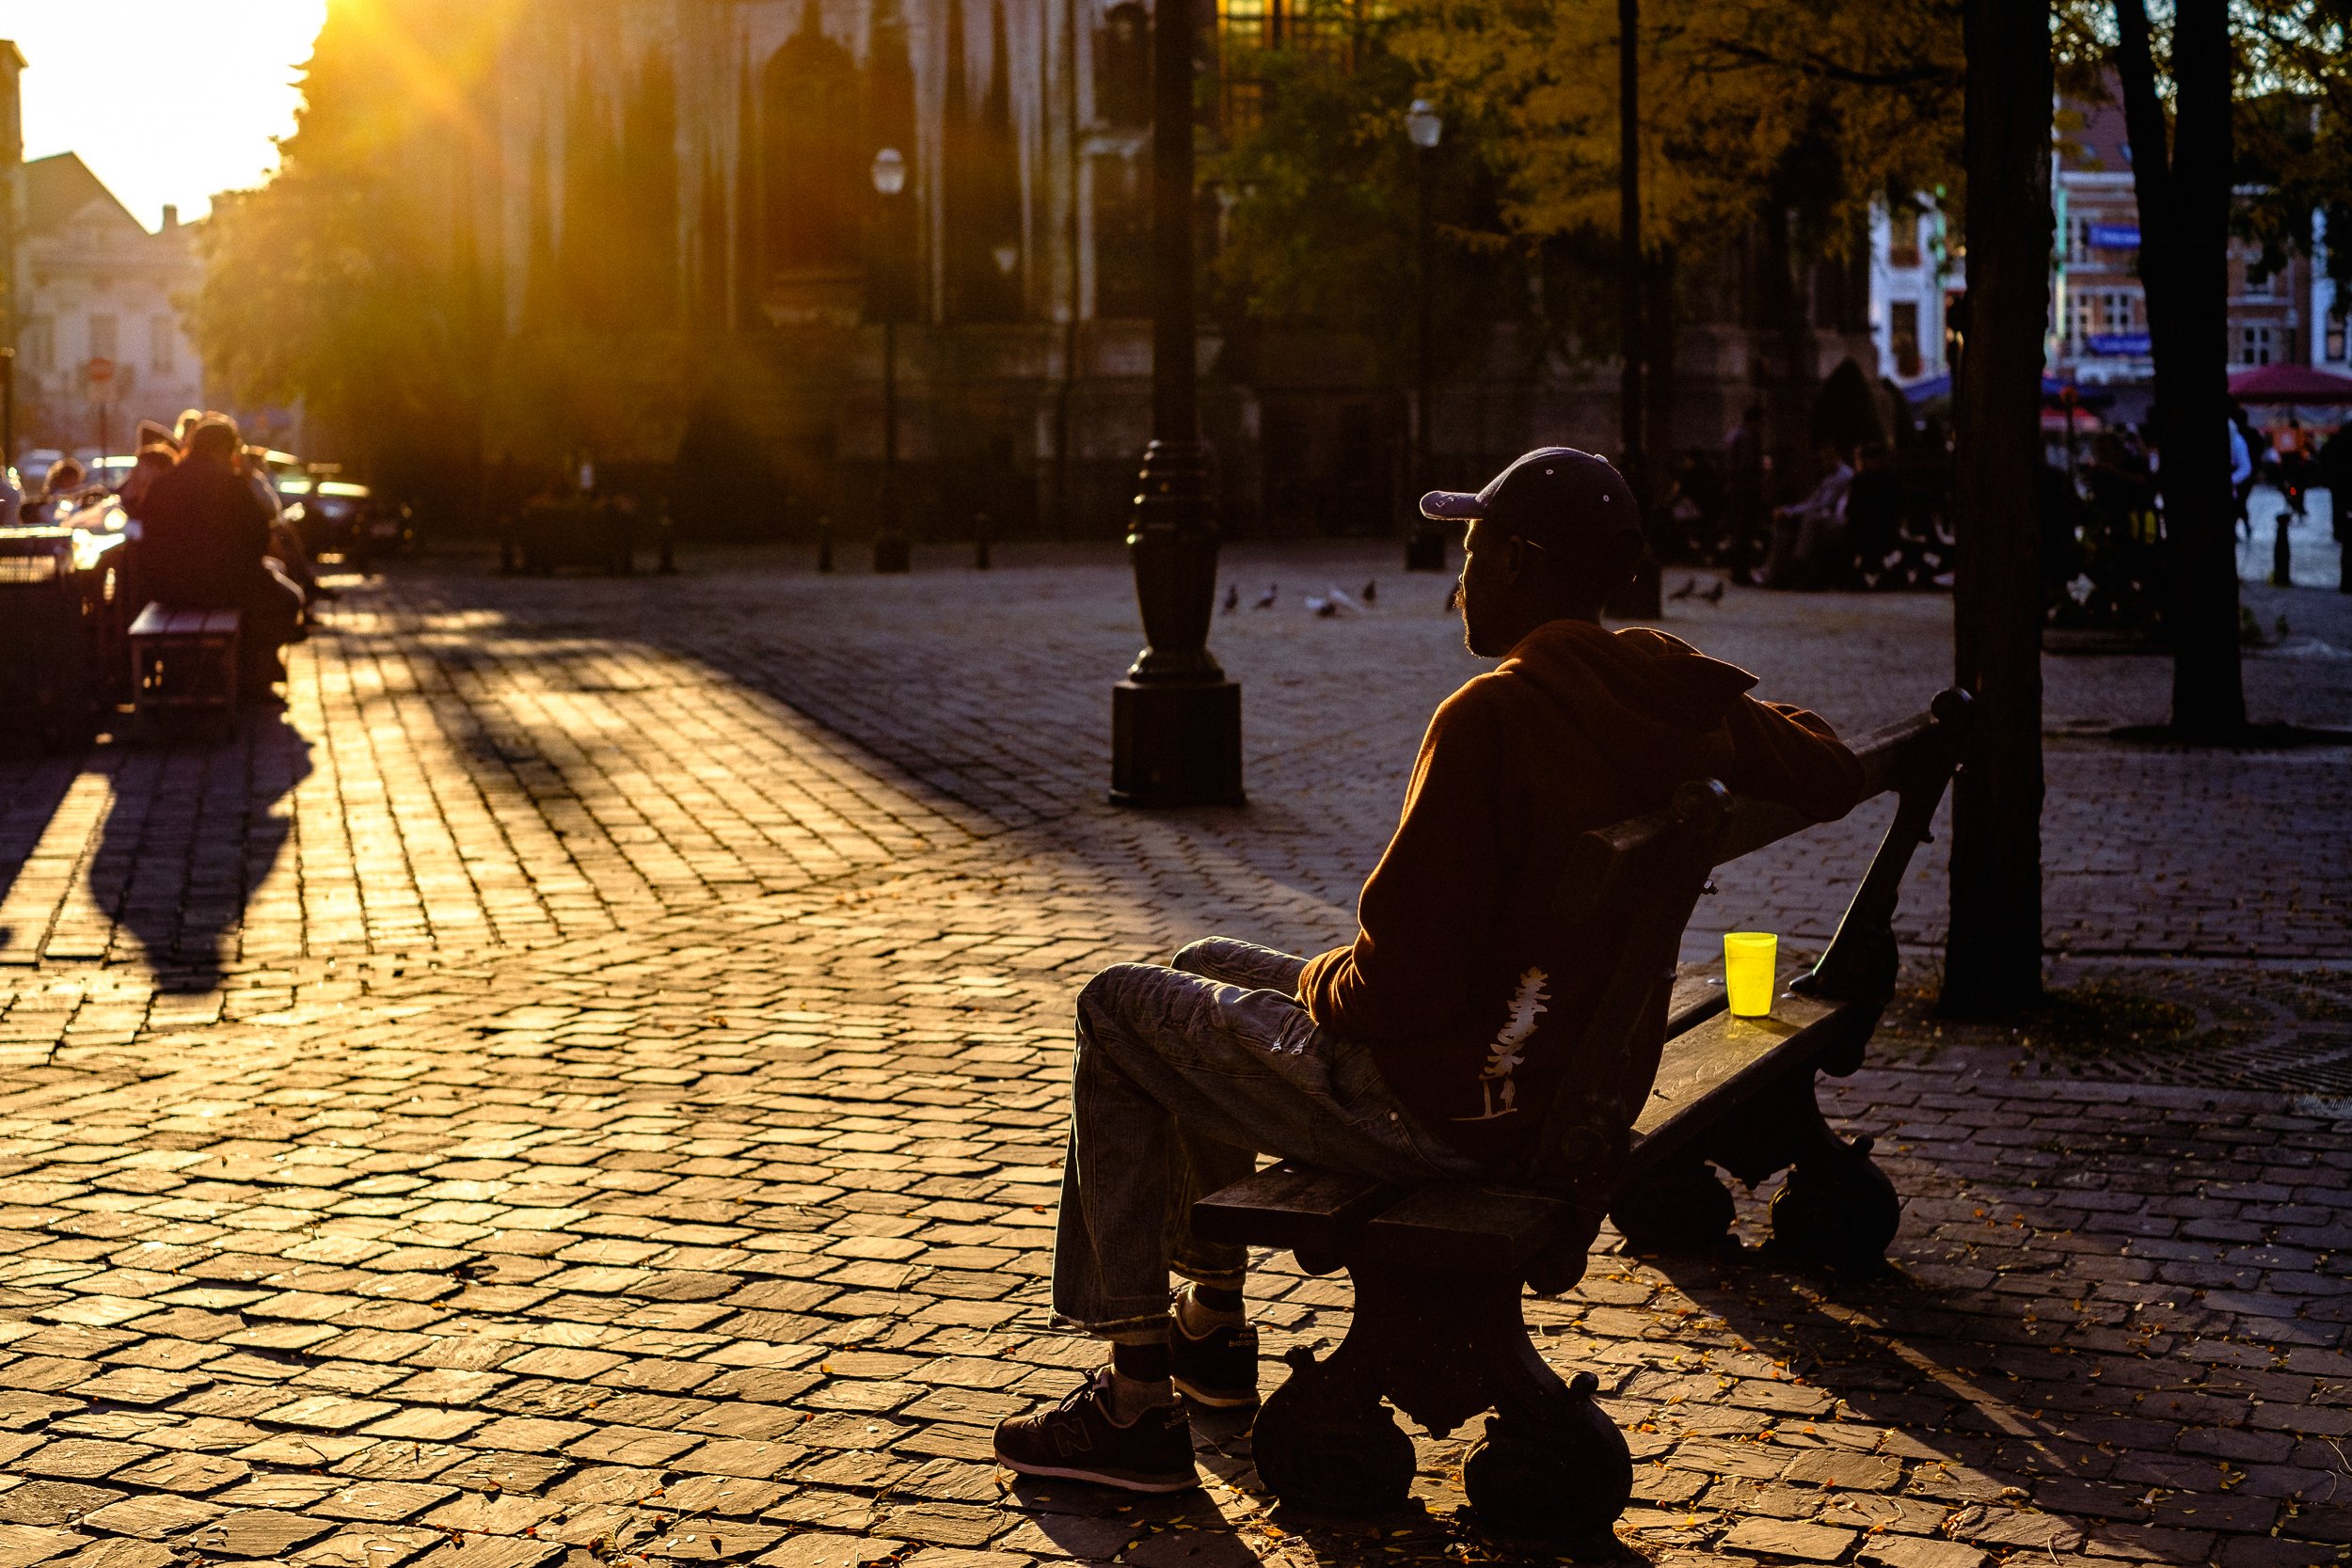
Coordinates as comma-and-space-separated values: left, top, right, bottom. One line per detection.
1389, 0, 1962, 260
1209, 23, 1523, 387
194, 5, 503, 499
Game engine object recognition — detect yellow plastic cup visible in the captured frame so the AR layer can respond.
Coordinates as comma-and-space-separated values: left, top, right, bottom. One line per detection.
1724, 932, 1778, 1018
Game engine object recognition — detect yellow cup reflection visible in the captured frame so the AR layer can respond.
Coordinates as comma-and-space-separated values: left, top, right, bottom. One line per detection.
1724, 931, 1778, 1018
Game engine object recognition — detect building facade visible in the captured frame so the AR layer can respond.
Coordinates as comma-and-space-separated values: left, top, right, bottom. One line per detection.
2, 43, 208, 467
1870, 92, 2337, 423
12, 157, 207, 461
323, 0, 1883, 534
2314, 212, 2346, 374
1868, 197, 1950, 389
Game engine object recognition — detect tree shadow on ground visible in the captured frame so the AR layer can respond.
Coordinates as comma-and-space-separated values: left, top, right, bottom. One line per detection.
87, 707, 312, 992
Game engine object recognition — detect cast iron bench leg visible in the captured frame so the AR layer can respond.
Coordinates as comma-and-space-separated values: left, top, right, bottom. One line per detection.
1609, 1158, 1736, 1254
1253, 1257, 1630, 1551
1768, 1077, 1899, 1268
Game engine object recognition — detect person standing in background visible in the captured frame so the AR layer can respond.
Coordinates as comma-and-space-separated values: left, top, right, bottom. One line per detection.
1722, 405, 1770, 585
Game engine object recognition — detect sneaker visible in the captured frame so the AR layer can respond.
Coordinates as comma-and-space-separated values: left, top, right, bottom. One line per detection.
1170, 1318, 1260, 1408
993, 1368, 1198, 1493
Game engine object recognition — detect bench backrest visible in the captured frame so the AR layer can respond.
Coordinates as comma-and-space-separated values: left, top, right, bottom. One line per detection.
1521, 689, 1973, 1210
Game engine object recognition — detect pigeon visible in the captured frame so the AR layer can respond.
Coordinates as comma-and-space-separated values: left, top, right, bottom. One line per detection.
1221, 583, 1239, 613
1699, 579, 1726, 605
1254, 583, 1279, 610
1362, 579, 1378, 605
1668, 577, 1699, 601
1322, 584, 1364, 616
1307, 594, 1335, 617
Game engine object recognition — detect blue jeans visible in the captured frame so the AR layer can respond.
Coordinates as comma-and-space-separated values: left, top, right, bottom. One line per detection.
1052, 937, 1486, 1338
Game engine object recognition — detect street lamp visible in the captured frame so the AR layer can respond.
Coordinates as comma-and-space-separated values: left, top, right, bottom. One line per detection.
1404, 99, 1446, 572
1110, 0, 1243, 806
871, 146, 912, 574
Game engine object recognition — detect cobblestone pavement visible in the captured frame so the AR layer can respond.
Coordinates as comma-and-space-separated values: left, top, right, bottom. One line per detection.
0, 547, 2345, 1568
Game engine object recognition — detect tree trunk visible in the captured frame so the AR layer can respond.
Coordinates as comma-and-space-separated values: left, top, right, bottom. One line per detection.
2116, 0, 2244, 737
1617, 0, 1644, 483
1645, 245, 1678, 468
1942, 0, 2050, 1018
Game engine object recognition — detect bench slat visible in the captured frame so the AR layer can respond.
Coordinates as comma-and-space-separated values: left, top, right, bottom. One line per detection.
1190, 1162, 1396, 1253
1629, 991, 1849, 1151
131, 604, 243, 641
1359, 1183, 1580, 1269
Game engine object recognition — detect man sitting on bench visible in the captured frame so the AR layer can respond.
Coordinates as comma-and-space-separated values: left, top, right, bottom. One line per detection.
993, 449, 1868, 1493
137, 415, 305, 689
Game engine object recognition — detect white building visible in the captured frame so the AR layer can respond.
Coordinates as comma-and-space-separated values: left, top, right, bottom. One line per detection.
3, 40, 207, 467
2316, 212, 2347, 373
1868, 198, 1952, 391
12, 153, 207, 462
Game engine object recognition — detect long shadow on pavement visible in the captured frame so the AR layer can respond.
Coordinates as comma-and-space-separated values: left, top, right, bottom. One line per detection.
1647, 1175, 2331, 1565
87, 707, 313, 991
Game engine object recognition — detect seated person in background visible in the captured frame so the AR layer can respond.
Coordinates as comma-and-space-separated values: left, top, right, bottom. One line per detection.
137, 416, 305, 688
242, 443, 334, 605
28, 456, 87, 526
1763, 441, 1855, 589
117, 422, 183, 521
992, 448, 1866, 1494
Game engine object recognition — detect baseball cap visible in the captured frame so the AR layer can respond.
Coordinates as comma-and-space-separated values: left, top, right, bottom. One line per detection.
1419, 447, 1641, 553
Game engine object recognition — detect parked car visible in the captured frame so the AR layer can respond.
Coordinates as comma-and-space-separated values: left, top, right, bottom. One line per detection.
84, 455, 138, 493
289, 476, 408, 565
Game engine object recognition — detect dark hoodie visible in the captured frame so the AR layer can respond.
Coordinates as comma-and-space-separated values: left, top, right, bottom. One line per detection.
1296, 617, 1865, 1161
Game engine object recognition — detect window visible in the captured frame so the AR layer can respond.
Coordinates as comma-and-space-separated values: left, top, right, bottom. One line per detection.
2069, 216, 2093, 264
2101, 292, 2136, 333
1216, 0, 1369, 130
1890, 300, 1921, 378
1091, 150, 1152, 319
1888, 213, 1921, 270
2245, 260, 2272, 298
1096, 2, 1150, 130
2070, 293, 2097, 344
2240, 324, 2275, 365
149, 315, 176, 375
2328, 310, 2346, 362
760, 22, 865, 292
88, 314, 119, 362
25, 316, 55, 372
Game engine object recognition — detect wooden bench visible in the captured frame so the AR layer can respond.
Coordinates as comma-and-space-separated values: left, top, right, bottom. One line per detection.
1191, 689, 1972, 1546
130, 604, 242, 730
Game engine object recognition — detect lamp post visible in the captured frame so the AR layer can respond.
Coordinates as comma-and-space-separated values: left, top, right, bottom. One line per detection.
1110, 0, 1243, 806
871, 146, 912, 574
1403, 99, 1446, 572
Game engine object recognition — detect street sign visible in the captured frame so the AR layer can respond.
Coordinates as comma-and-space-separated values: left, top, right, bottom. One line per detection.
85, 356, 114, 384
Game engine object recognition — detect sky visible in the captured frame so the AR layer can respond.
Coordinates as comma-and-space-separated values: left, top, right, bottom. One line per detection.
5, 0, 327, 232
